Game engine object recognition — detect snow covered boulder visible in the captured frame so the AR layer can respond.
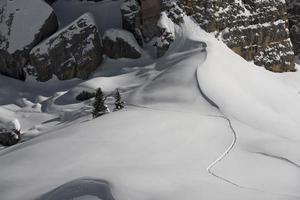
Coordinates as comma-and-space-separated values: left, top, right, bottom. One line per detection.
0, 129, 21, 147
29, 13, 103, 82
0, 0, 58, 80
0, 118, 21, 147
155, 12, 176, 57
103, 29, 142, 59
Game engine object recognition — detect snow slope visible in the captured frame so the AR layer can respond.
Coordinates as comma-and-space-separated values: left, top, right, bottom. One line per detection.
0, 8, 300, 200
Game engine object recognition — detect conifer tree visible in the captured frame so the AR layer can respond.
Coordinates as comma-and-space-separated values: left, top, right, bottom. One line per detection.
114, 89, 125, 111
92, 88, 107, 118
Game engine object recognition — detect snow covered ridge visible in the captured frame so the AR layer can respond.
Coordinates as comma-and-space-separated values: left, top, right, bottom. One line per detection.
180, 0, 296, 72
0, 0, 58, 80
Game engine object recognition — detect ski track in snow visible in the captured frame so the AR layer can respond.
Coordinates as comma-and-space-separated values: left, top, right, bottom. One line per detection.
205, 114, 240, 187
126, 103, 241, 187
197, 64, 300, 199
196, 71, 241, 187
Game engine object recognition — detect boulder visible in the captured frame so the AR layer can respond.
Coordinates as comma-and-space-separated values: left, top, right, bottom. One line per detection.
0, 129, 21, 147
0, 0, 58, 80
29, 13, 103, 82
103, 29, 142, 59
120, 0, 143, 46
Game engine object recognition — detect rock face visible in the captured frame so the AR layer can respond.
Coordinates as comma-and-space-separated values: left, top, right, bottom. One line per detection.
121, 0, 144, 46
0, 0, 58, 80
103, 29, 142, 59
139, 0, 162, 42
180, 0, 295, 72
287, 0, 300, 57
121, 0, 181, 57
30, 13, 103, 82
121, 0, 162, 43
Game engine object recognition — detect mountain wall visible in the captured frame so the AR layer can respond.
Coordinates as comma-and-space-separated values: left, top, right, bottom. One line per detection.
287, 0, 300, 60
180, 0, 296, 72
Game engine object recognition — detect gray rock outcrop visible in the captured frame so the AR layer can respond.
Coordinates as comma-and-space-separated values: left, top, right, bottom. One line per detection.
287, 0, 300, 58
180, 0, 296, 72
29, 13, 103, 82
0, 0, 58, 80
121, 0, 180, 57
103, 29, 142, 59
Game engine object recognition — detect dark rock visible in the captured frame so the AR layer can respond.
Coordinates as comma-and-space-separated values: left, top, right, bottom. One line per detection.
103, 29, 142, 59
180, 0, 295, 72
121, 0, 163, 43
139, 0, 162, 42
29, 13, 103, 82
121, 0, 144, 46
0, 129, 21, 147
287, 0, 300, 56
121, 0, 181, 57
155, 28, 175, 58
44, 0, 57, 4
76, 91, 96, 101
0, 0, 58, 80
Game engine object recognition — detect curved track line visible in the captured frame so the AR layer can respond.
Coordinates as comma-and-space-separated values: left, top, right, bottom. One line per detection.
206, 115, 240, 187
195, 67, 241, 187
196, 65, 300, 198
128, 102, 239, 187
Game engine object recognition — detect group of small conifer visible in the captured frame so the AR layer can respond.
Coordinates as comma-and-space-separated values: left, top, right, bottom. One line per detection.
92, 88, 125, 118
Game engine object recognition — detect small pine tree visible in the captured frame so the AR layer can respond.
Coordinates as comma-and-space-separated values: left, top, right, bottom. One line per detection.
114, 89, 125, 111
92, 88, 107, 118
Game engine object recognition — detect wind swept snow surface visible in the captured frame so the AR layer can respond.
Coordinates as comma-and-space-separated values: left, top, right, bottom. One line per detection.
0, 14, 300, 200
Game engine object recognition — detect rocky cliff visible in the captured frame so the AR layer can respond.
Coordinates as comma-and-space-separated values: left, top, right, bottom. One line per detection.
180, 0, 296, 72
287, 0, 300, 60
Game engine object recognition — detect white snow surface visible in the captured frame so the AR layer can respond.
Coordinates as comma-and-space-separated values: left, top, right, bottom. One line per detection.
0, 0, 53, 53
0, 9, 300, 200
